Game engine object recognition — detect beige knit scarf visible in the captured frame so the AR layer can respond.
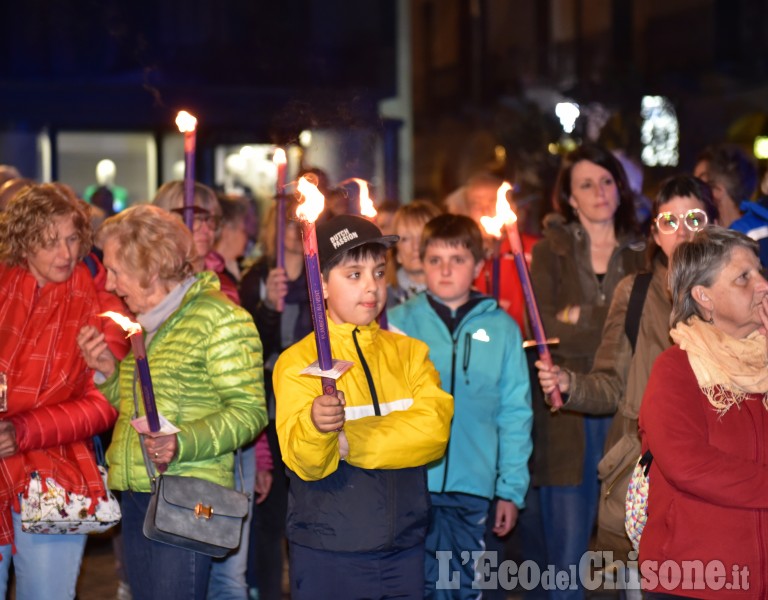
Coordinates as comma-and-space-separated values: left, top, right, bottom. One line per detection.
671, 317, 768, 414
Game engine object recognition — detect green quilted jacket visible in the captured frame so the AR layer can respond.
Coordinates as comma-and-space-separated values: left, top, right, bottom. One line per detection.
100, 272, 266, 492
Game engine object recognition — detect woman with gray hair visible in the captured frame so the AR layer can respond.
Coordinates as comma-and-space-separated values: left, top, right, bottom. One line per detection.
638, 226, 768, 599
77, 204, 266, 600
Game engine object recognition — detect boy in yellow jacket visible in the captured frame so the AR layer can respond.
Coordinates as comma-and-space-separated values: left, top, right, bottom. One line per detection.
274, 215, 453, 600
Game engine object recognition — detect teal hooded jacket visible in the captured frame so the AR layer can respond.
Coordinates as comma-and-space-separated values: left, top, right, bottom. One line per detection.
389, 292, 532, 506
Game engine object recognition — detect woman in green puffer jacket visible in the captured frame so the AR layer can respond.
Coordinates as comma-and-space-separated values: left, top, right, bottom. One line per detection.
78, 204, 266, 600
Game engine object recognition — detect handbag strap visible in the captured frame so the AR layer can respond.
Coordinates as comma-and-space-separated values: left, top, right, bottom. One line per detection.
625, 271, 653, 355
131, 367, 248, 495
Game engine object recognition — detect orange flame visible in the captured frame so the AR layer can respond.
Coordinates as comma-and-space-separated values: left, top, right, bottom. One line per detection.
479, 182, 516, 237
175, 110, 197, 133
351, 178, 377, 218
296, 176, 325, 223
100, 312, 141, 337
273, 148, 286, 166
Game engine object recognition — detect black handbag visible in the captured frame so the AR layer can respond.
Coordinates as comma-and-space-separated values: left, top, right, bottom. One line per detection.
142, 472, 249, 558
134, 372, 249, 558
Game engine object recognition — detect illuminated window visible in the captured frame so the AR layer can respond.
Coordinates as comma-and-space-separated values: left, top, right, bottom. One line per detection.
640, 96, 679, 167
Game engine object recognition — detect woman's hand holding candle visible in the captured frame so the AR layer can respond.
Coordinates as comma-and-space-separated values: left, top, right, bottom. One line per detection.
144, 433, 178, 466
77, 325, 117, 379
535, 359, 572, 398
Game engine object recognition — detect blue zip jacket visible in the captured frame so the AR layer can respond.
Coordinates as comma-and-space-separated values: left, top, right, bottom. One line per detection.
731, 200, 768, 267
389, 292, 532, 506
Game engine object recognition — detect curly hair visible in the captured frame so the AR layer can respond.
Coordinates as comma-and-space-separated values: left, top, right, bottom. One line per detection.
0, 183, 92, 265
96, 204, 198, 289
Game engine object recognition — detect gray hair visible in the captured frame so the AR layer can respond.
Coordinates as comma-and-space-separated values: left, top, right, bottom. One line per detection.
669, 226, 759, 327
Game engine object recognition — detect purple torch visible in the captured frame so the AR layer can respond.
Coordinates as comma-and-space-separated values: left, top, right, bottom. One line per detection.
493, 183, 563, 409
100, 312, 162, 428
295, 177, 337, 397
175, 110, 198, 232
273, 148, 288, 312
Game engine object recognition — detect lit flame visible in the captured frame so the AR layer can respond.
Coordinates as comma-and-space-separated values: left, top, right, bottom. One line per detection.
479, 182, 516, 237
296, 176, 325, 223
175, 110, 197, 133
273, 148, 286, 166
352, 178, 377, 218
100, 312, 141, 337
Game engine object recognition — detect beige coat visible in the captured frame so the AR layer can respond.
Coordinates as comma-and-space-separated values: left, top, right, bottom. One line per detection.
565, 256, 672, 559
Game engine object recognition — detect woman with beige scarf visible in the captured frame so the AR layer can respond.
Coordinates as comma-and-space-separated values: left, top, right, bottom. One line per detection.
638, 226, 768, 599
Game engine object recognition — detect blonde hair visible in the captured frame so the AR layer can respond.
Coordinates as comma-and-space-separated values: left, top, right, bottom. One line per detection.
152, 180, 222, 216
0, 183, 92, 265
97, 204, 197, 288
386, 200, 443, 285
392, 200, 443, 233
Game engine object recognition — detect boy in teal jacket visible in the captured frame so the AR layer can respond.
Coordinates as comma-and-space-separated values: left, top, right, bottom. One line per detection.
389, 214, 533, 598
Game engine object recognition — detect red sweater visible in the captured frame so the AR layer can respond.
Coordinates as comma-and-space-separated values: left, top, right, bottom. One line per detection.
639, 345, 768, 598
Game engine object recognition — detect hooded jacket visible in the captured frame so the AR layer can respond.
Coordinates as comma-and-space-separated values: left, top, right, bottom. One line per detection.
100, 272, 266, 492
529, 215, 646, 486
389, 292, 532, 506
274, 317, 453, 552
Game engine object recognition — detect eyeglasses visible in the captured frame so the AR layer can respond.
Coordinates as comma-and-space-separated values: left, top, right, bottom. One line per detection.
171, 207, 221, 231
192, 214, 221, 232
654, 209, 708, 235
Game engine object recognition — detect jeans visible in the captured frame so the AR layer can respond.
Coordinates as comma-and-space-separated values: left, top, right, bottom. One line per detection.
424, 492, 490, 599
208, 444, 257, 599
539, 415, 612, 600
121, 489, 213, 600
0, 510, 87, 600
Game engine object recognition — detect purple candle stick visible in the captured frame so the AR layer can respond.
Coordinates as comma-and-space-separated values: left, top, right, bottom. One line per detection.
129, 333, 162, 433
505, 216, 563, 409
101, 311, 166, 471
175, 111, 198, 231
296, 177, 337, 397
274, 148, 287, 312
491, 254, 501, 300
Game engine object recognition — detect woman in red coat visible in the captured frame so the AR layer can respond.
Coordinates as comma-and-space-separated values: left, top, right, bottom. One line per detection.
0, 184, 118, 599
639, 226, 768, 599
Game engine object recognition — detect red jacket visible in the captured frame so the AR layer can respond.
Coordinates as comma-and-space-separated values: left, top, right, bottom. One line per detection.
474, 233, 538, 332
639, 345, 768, 598
0, 263, 118, 549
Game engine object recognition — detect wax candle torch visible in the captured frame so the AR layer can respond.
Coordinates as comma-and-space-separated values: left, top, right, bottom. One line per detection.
100, 312, 162, 430
479, 205, 503, 301
295, 177, 337, 397
491, 183, 563, 408
349, 178, 389, 328
175, 110, 198, 232
273, 148, 288, 312
351, 178, 377, 219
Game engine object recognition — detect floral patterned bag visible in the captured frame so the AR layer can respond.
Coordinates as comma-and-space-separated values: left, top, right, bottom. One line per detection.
625, 450, 653, 551
20, 467, 121, 534
20, 437, 121, 534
